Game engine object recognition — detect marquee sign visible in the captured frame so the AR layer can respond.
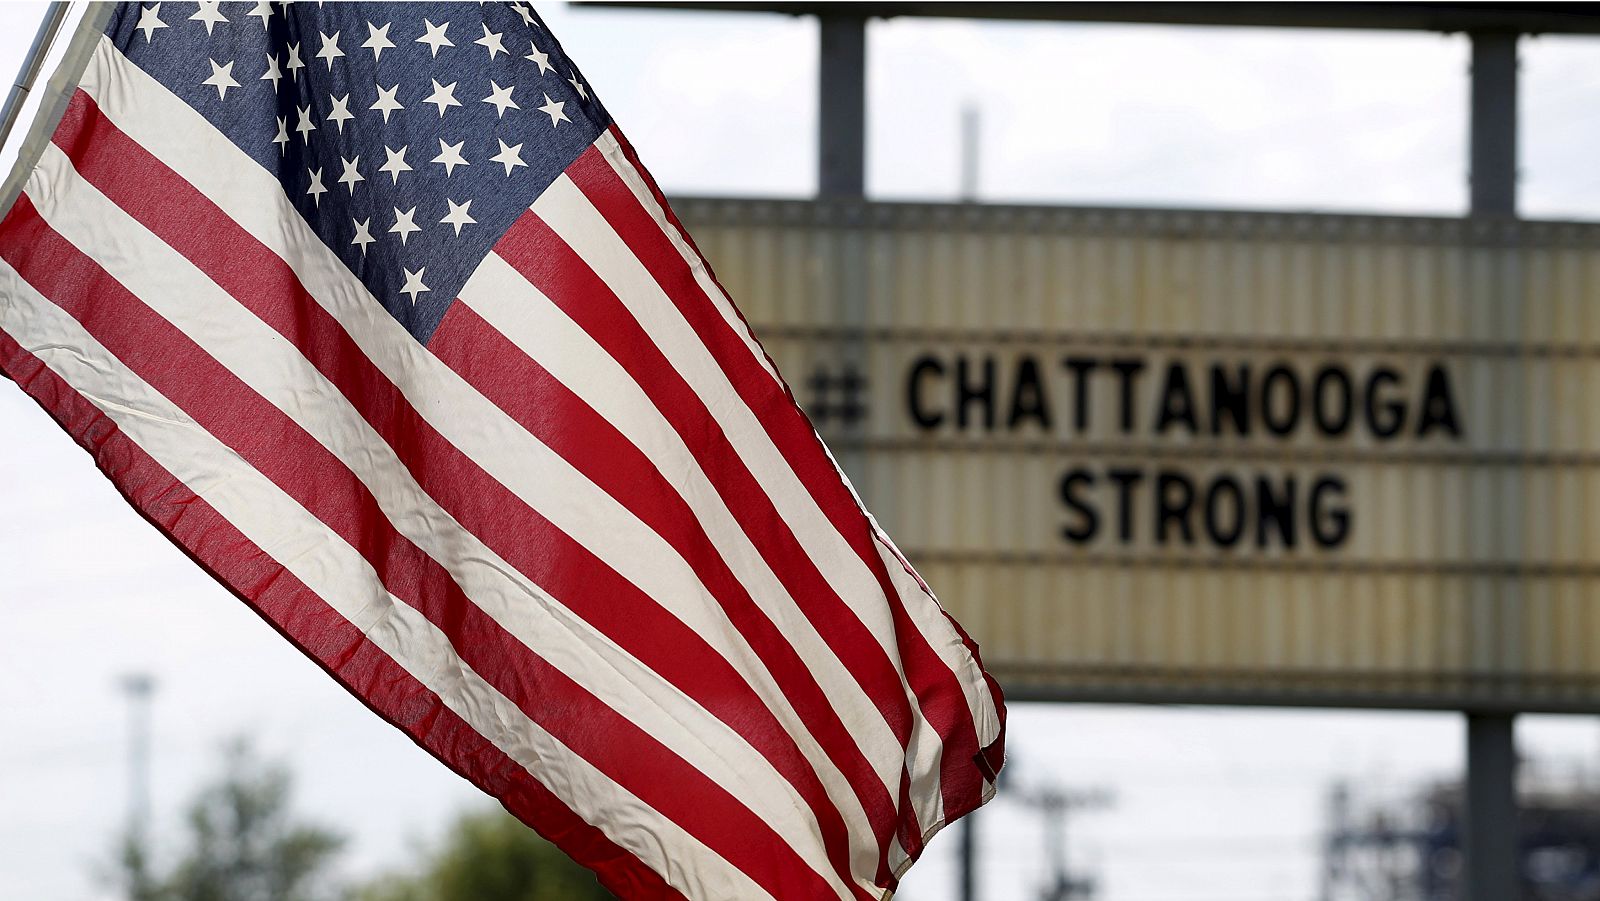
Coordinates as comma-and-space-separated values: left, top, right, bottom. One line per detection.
679, 199, 1600, 711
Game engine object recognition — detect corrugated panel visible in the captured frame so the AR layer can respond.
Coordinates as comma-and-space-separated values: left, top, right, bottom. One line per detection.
677, 198, 1600, 712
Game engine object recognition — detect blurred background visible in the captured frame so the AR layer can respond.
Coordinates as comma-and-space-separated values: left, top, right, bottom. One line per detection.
5, 3, 1600, 901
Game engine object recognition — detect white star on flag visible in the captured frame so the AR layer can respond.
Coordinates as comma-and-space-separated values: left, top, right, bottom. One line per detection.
316, 31, 344, 69
416, 19, 453, 57
440, 198, 476, 236
362, 22, 394, 61
305, 167, 327, 207
431, 139, 469, 177
474, 24, 507, 60
482, 81, 519, 118
294, 104, 316, 142
260, 52, 282, 91
247, 0, 271, 30
189, 1, 226, 35
489, 139, 526, 176
350, 216, 375, 253
389, 206, 421, 245
136, 3, 167, 42
538, 93, 569, 126
201, 59, 239, 100
379, 145, 411, 183
525, 41, 553, 74
424, 80, 461, 117
399, 266, 430, 302
371, 83, 404, 122
338, 156, 364, 193
326, 94, 354, 133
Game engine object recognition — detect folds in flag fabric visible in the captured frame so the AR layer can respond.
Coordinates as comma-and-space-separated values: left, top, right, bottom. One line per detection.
0, 3, 1005, 898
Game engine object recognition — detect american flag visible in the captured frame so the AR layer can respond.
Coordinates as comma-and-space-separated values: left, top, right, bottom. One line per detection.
0, 3, 1006, 898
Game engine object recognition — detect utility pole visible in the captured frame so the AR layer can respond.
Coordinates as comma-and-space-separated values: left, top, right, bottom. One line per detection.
120, 673, 156, 901
1026, 785, 1108, 901
958, 806, 979, 901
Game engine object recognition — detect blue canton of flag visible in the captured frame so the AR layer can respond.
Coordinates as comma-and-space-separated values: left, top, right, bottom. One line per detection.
108, 0, 609, 340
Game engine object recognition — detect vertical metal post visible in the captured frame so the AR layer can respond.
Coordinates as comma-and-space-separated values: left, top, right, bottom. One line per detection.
958, 808, 978, 901
1465, 713, 1518, 901
959, 104, 980, 202
1469, 31, 1518, 216
818, 13, 866, 197
816, 14, 871, 490
1464, 27, 1520, 901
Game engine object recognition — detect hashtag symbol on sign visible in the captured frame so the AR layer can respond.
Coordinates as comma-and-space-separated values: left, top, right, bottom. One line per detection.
805, 364, 868, 428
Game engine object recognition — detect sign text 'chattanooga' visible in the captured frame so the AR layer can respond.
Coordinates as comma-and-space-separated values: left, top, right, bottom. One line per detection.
905, 353, 1464, 550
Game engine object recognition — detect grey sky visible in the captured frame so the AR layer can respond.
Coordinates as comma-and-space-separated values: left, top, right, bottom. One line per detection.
3, 5, 1600, 901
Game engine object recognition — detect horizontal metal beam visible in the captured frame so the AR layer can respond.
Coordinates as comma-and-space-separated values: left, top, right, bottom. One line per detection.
578, 2, 1600, 35
1002, 682, 1600, 715
665, 195, 1600, 246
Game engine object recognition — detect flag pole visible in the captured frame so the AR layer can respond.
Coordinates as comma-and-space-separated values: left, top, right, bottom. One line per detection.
0, 2, 71, 156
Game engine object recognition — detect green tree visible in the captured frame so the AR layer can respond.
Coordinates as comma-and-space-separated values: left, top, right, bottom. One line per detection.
118, 739, 346, 901
358, 808, 614, 901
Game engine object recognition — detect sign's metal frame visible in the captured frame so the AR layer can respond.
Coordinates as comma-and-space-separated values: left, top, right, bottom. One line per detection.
676, 192, 1600, 717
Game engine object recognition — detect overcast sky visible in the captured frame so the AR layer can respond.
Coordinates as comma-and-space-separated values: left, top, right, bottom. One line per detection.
4, 5, 1600, 901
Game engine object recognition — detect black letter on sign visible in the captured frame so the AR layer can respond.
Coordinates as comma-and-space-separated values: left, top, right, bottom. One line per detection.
1260, 364, 1301, 437
1309, 475, 1351, 548
1155, 362, 1199, 435
1312, 365, 1354, 436
1365, 366, 1405, 438
956, 355, 996, 431
1062, 356, 1098, 433
1256, 475, 1298, 549
907, 355, 946, 430
1107, 467, 1145, 543
1059, 468, 1099, 544
1112, 359, 1146, 434
1204, 475, 1246, 548
1211, 363, 1251, 436
1417, 363, 1463, 439
1155, 470, 1196, 545
1007, 355, 1053, 431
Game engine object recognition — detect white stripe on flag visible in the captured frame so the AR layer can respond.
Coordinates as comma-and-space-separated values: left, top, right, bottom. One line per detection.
533, 175, 906, 661
458, 250, 898, 880
0, 255, 778, 901
592, 130, 782, 384
22, 140, 862, 899
584, 144, 1007, 753
74, 35, 848, 774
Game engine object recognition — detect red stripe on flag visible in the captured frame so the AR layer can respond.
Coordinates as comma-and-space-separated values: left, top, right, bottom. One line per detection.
430, 300, 895, 886
1, 195, 853, 901
489, 211, 936, 862
574, 136, 1001, 819
45, 92, 874, 900
494, 206, 938, 859
0, 328, 688, 901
